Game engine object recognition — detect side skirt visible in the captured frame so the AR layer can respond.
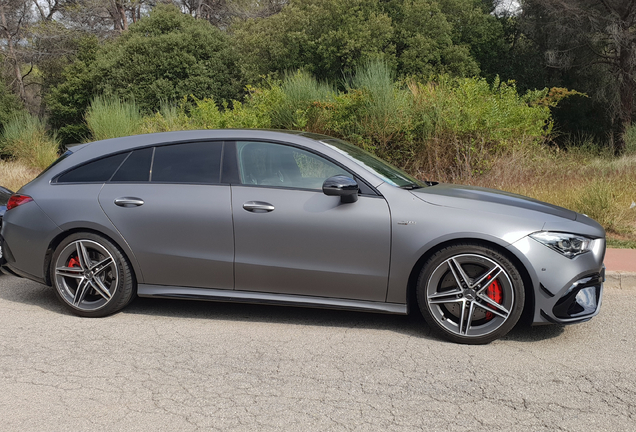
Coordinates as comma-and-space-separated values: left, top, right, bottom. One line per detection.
138, 284, 408, 315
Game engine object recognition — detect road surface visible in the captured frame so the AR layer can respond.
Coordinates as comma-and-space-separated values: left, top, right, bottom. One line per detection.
0, 275, 634, 431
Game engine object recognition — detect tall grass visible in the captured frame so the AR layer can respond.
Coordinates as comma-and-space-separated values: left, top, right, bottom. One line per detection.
0, 114, 59, 170
347, 61, 410, 153
0, 159, 41, 191
623, 123, 636, 155
271, 71, 335, 130
85, 96, 142, 141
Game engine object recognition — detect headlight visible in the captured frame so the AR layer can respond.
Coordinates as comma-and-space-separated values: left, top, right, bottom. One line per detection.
530, 232, 593, 259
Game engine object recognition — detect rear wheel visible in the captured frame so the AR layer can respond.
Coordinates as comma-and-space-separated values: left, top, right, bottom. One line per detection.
417, 243, 525, 344
51, 232, 135, 317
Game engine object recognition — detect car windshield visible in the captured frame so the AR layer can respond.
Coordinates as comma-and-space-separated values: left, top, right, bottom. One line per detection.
321, 138, 426, 189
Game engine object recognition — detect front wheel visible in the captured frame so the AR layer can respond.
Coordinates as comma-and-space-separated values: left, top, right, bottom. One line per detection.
417, 243, 525, 344
51, 232, 136, 317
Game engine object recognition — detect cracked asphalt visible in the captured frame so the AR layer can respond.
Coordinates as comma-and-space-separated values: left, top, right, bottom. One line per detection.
0, 274, 634, 432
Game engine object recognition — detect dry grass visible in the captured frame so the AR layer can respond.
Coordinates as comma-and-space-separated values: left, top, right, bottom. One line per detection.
1, 114, 60, 170
0, 159, 42, 192
462, 148, 636, 243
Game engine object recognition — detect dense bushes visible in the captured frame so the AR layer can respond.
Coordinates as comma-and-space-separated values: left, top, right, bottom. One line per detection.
47, 4, 243, 144
231, 0, 503, 83
85, 62, 555, 180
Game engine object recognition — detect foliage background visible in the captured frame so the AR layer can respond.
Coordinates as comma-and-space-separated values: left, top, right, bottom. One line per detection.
1, 0, 635, 244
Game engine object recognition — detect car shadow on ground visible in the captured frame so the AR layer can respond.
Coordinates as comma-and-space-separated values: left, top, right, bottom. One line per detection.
125, 296, 438, 340
503, 323, 565, 341
1, 274, 565, 343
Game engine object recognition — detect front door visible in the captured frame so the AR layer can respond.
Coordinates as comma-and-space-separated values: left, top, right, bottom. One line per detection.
231, 141, 391, 302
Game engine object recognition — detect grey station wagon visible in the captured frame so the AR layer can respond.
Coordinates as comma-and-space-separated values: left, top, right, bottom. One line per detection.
0, 130, 605, 344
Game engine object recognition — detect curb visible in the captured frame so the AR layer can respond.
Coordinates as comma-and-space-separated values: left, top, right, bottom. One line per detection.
605, 271, 636, 290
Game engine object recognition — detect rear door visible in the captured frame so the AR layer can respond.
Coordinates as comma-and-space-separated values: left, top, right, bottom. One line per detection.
98, 141, 234, 289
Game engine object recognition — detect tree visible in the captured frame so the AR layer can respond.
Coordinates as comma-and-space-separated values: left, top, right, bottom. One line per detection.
176, 0, 286, 27
0, 71, 24, 131
231, 0, 395, 83
47, 4, 244, 141
0, 0, 34, 105
519, 0, 636, 152
385, 0, 482, 78
231, 0, 494, 83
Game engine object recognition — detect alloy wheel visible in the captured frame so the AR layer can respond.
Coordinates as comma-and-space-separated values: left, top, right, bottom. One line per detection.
425, 253, 515, 338
54, 239, 119, 312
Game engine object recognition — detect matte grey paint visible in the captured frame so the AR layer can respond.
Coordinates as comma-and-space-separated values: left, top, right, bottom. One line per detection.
99, 183, 234, 290
414, 184, 578, 221
0, 129, 606, 328
232, 186, 391, 301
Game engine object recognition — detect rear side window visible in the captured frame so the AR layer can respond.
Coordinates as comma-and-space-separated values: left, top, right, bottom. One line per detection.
152, 142, 222, 184
57, 153, 128, 183
111, 148, 153, 182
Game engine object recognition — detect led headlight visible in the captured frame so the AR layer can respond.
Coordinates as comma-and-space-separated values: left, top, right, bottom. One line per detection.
529, 231, 593, 259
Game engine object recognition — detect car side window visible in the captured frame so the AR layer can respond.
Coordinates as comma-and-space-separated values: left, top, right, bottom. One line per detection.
111, 147, 153, 182
151, 141, 222, 184
236, 141, 348, 190
57, 152, 129, 183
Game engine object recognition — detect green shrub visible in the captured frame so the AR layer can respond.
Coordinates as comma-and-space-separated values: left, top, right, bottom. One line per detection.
48, 5, 244, 142
270, 71, 335, 130
1, 114, 59, 170
572, 179, 627, 233
0, 74, 24, 131
348, 61, 411, 155
134, 65, 560, 181
139, 101, 195, 133
85, 96, 142, 141
623, 123, 636, 155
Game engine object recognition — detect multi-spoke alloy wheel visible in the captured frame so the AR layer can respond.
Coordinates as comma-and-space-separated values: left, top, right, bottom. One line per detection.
51, 233, 135, 317
417, 244, 525, 344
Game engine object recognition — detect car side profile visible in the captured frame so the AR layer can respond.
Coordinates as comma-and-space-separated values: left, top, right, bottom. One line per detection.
0, 130, 605, 344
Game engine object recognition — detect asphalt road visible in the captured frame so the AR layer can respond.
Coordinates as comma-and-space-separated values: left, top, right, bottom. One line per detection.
0, 274, 634, 432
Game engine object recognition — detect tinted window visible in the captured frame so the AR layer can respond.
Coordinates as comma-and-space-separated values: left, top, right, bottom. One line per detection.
111, 148, 153, 182
152, 142, 222, 184
57, 153, 128, 183
37, 150, 72, 179
236, 141, 347, 190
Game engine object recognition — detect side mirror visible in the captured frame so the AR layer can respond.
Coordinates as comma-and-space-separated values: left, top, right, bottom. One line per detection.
322, 175, 359, 203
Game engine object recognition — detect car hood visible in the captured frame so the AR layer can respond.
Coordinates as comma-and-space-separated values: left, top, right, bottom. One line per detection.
411, 183, 578, 221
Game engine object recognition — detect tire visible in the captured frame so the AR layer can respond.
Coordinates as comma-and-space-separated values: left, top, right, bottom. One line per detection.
50, 232, 136, 317
416, 243, 525, 344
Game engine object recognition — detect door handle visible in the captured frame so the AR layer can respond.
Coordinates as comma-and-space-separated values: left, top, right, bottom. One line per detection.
243, 201, 275, 212
114, 197, 144, 207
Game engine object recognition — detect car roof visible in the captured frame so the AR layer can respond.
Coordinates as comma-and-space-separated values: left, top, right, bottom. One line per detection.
41, 130, 386, 187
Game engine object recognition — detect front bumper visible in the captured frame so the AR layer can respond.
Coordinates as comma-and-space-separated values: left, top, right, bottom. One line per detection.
509, 236, 605, 325
539, 270, 604, 324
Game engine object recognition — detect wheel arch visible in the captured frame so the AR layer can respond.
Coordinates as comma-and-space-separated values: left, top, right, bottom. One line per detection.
405, 237, 535, 324
43, 227, 141, 287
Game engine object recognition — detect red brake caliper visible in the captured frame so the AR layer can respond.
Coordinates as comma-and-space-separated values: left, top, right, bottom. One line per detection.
485, 276, 503, 321
68, 256, 81, 268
